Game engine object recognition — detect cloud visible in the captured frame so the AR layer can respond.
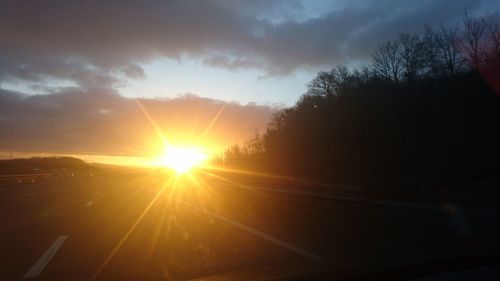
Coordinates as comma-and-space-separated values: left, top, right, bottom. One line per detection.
0, 89, 276, 156
0, 0, 496, 86
202, 54, 261, 70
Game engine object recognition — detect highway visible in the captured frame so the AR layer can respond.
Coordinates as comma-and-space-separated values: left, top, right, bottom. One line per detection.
0, 167, 499, 280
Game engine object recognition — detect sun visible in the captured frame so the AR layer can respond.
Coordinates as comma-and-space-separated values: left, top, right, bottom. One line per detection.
158, 145, 208, 173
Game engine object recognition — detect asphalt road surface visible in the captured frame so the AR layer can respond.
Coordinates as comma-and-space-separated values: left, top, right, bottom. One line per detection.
0, 167, 499, 281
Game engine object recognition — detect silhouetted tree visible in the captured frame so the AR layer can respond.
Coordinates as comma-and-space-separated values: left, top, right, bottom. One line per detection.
484, 12, 500, 62
398, 33, 426, 79
372, 41, 403, 82
461, 13, 487, 69
424, 24, 464, 76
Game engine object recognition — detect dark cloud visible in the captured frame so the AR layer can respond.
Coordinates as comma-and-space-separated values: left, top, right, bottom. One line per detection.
0, 0, 497, 84
0, 89, 276, 156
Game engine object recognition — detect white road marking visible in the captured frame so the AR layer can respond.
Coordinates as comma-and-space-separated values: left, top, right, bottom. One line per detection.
176, 200, 324, 261
86, 201, 94, 207
23, 235, 68, 279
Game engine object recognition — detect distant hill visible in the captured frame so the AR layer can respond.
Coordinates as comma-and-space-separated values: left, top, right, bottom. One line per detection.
0, 157, 90, 175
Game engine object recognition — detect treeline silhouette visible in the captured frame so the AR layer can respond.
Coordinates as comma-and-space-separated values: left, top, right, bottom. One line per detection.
215, 13, 500, 180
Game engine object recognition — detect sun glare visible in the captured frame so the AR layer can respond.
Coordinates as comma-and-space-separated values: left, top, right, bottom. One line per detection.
159, 145, 208, 173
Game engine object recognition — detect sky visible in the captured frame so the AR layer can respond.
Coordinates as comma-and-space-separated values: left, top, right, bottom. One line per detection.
1, 0, 499, 163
